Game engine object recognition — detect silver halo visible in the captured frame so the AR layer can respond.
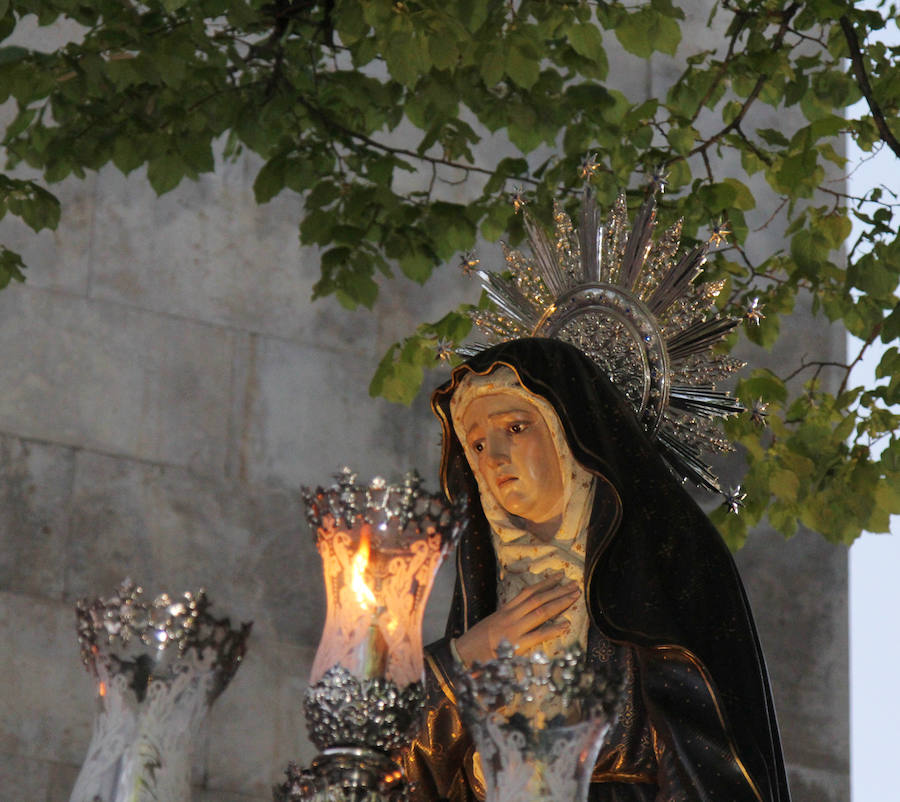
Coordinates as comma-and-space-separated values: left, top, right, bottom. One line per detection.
535, 283, 670, 435
460, 187, 746, 494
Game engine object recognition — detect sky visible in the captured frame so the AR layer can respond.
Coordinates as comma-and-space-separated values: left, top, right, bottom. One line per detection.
845, 8, 899, 800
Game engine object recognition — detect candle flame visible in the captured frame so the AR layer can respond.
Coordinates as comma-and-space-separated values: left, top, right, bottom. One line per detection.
351, 529, 376, 610
98, 681, 107, 697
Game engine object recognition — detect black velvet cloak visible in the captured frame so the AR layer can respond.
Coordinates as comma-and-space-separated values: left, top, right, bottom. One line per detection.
407, 338, 790, 802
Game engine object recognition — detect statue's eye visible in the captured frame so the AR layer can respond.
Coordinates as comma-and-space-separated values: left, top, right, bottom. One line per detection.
509, 422, 526, 434
472, 441, 484, 453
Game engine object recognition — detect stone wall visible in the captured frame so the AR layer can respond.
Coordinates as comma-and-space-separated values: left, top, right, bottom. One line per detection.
0, 4, 849, 800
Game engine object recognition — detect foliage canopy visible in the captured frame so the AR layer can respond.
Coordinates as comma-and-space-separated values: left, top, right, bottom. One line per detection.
2, 0, 900, 546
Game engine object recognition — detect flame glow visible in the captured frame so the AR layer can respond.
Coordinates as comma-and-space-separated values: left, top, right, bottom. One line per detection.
350, 529, 376, 610
98, 681, 107, 698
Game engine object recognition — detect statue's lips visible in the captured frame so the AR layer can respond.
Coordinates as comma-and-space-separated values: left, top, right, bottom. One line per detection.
496, 474, 517, 487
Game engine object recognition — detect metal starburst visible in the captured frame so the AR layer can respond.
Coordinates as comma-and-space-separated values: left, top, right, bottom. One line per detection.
723, 486, 747, 514
749, 399, 769, 426
458, 251, 480, 275
579, 153, 600, 179
434, 338, 454, 362
708, 218, 731, 247
460, 186, 746, 494
649, 166, 669, 194
510, 187, 527, 214
745, 297, 765, 325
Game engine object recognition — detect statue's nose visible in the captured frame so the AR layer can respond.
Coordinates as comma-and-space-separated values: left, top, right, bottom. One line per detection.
485, 431, 510, 465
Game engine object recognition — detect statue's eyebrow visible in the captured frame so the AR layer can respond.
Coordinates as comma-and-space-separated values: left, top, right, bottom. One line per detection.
486, 407, 535, 419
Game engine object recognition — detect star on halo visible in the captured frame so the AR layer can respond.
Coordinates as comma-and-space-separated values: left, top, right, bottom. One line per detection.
723, 486, 747, 514
708, 218, 731, 247
434, 338, 454, 362
579, 153, 600, 180
510, 187, 527, 214
649, 166, 669, 193
745, 297, 765, 325
458, 251, 480, 275
749, 399, 769, 427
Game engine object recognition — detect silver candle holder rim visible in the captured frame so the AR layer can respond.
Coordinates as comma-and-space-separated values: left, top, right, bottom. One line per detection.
76, 578, 252, 702
453, 641, 623, 723
301, 467, 466, 544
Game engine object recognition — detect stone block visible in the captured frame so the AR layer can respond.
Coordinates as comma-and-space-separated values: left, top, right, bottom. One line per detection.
0, 592, 94, 767
66, 450, 324, 644
0, 286, 234, 474
785, 763, 851, 802
86, 166, 378, 351
201, 636, 316, 798
735, 527, 850, 775
0, 175, 96, 297
0, 751, 81, 802
0, 434, 75, 599
240, 336, 440, 489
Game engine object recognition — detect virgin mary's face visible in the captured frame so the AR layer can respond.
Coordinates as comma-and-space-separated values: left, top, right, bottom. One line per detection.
460, 391, 565, 525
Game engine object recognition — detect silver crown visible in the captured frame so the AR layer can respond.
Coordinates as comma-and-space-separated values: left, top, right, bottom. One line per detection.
461, 187, 746, 495
302, 466, 465, 537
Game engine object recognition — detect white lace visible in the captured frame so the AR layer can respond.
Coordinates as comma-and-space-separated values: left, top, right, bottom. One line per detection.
473, 712, 612, 802
69, 647, 219, 802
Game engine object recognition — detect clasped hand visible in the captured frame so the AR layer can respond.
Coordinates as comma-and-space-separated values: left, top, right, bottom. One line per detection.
454, 572, 581, 665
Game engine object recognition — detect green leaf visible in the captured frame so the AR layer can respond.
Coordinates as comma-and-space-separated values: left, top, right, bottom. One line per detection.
849, 251, 898, 299
505, 43, 540, 89
768, 501, 799, 537
369, 338, 430, 404
738, 369, 787, 404
429, 34, 459, 71
459, 0, 489, 32
769, 468, 800, 503
881, 301, 900, 342
667, 126, 695, 155
616, 8, 681, 58
0, 245, 26, 289
399, 250, 433, 283
566, 22, 606, 65
0, 46, 27, 67
479, 45, 505, 86
161, 0, 190, 11
254, 157, 287, 203
874, 347, 900, 380
722, 178, 756, 211
480, 202, 512, 241
300, 209, 335, 246
147, 154, 186, 195
708, 505, 749, 551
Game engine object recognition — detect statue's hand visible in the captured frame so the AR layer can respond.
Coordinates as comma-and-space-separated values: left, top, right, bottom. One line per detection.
453, 573, 580, 665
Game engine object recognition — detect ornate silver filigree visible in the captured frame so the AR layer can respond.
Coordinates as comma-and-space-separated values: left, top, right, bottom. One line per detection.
462, 187, 747, 494
302, 467, 463, 536
454, 642, 621, 722
70, 581, 251, 802
274, 749, 408, 802
453, 643, 623, 802
304, 665, 425, 752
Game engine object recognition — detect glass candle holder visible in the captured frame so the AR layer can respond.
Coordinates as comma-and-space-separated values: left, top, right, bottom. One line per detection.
69, 580, 251, 802
454, 643, 622, 802
305, 468, 461, 689
281, 468, 463, 802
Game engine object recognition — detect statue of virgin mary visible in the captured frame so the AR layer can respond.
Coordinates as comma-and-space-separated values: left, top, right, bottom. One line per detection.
403, 338, 791, 801
401, 191, 792, 801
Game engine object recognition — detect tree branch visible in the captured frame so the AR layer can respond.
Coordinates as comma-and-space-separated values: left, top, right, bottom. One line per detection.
672, 3, 801, 165
295, 95, 540, 186
838, 321, 883, 395
840, 15, 900, 159
783, 358, 849, 383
